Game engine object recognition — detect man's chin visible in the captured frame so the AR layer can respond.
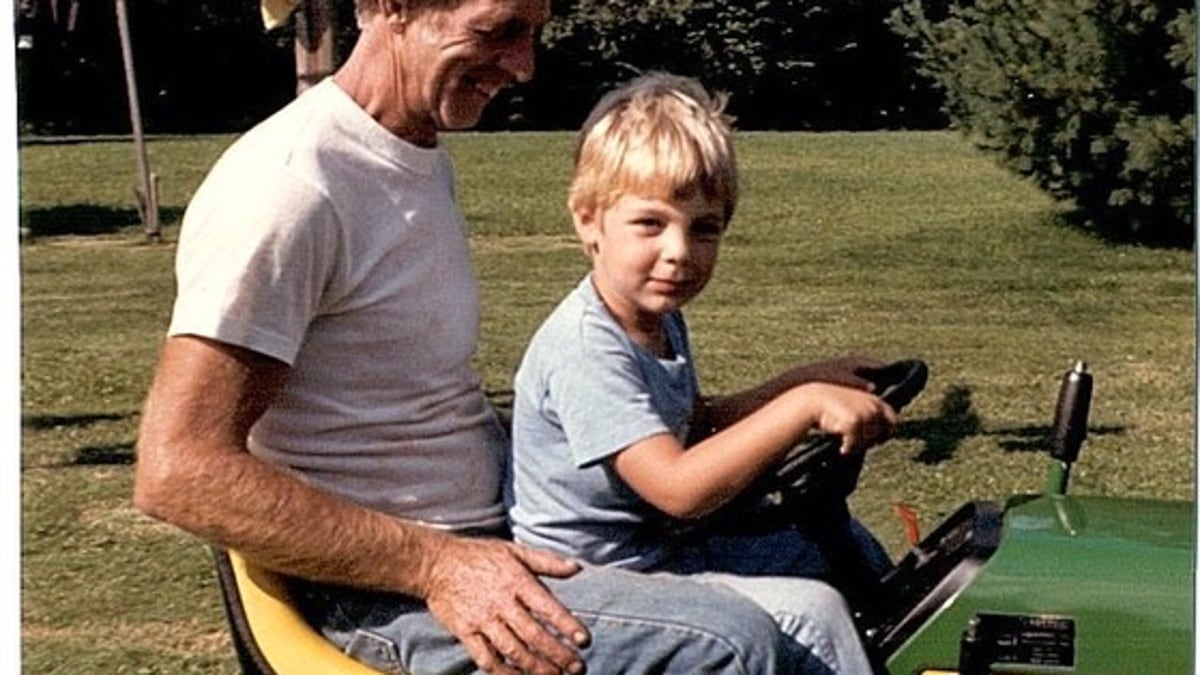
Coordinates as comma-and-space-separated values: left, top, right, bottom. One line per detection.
439, 101, 490, 131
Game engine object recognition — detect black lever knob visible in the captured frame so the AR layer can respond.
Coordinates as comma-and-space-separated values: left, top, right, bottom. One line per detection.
1049, 361, 1092, 464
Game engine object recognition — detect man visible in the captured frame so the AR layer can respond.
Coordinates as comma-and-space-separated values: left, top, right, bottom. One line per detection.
133, 1, 866, 673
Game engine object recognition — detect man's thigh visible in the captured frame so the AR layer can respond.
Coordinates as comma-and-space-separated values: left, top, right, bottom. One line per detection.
294, 564, 804, 674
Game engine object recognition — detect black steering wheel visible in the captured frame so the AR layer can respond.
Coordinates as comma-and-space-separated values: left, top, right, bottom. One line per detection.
692, 359, 929, 650
704, 359, 929, 532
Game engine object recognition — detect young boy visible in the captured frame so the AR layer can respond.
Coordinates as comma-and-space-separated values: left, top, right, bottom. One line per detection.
508, 73, 897, 672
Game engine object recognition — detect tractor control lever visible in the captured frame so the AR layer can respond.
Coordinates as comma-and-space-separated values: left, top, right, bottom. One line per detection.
1046, 361, 1092, 495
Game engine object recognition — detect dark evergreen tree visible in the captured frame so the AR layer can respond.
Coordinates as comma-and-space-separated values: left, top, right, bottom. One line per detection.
892, 0, 1195, 247
525, 0, 944, 130
16, 0, 945, 133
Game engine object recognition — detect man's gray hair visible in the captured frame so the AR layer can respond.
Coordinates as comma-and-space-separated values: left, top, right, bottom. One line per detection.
354, 0, 464, 26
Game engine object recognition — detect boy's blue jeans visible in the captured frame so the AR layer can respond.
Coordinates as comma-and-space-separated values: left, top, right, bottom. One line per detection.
291, 562, 870, 674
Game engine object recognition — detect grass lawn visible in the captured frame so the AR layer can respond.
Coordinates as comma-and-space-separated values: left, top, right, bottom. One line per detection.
19, 130, 1195, 673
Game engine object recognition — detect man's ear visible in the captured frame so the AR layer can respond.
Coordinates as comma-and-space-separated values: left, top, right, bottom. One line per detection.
381, 0, 408, 30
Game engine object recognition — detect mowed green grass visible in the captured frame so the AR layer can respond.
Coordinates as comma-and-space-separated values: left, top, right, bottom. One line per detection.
19, 131, 1195, 673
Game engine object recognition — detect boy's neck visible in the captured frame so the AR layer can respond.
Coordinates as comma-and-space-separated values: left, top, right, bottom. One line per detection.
588, 276, 673, 358
636, 323, 674, 360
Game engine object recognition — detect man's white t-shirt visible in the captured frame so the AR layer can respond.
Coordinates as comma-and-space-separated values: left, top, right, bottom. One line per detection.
168, 79, 507, 532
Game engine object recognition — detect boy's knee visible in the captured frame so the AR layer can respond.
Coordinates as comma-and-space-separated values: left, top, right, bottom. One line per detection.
581, 596, 795, 673
697, 599, 801, 672
551, 568, 797, 672
797, 579, 855, 619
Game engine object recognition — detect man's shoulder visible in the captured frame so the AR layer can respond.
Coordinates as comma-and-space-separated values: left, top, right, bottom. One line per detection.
221, 82, 359, 167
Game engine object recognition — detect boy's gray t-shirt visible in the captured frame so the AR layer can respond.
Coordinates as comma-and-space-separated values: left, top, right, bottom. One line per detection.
509, 276, 698, 570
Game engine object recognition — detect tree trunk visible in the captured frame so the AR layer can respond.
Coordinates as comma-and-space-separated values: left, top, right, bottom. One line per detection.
114, 0, 159, 240
294, 0, 335, 95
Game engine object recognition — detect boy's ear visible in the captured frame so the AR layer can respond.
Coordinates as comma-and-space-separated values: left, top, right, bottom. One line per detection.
572, 207, 600, 251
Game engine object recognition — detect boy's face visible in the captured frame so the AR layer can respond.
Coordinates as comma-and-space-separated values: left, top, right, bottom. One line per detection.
575, 189, 726, 335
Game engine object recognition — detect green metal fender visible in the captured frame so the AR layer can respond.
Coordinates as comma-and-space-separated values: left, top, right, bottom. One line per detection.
885, 494, 1195, 674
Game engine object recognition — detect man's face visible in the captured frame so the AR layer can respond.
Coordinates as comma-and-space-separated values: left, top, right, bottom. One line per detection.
401, 0, 550, 131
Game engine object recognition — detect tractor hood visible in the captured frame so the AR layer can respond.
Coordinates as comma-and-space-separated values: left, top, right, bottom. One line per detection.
885, 494, 1195, 673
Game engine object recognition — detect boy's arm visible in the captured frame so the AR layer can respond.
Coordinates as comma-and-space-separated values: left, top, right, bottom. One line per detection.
613, 382, 896, 519
689, 355, 885, 443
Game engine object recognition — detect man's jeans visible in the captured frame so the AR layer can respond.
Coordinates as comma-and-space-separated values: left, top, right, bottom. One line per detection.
291, 563, 870, 674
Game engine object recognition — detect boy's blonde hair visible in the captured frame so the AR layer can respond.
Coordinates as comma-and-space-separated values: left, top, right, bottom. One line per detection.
569, 73, 738, 224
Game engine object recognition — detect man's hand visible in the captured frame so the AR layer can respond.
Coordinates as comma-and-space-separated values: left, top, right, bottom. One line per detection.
422, 537, 589, 675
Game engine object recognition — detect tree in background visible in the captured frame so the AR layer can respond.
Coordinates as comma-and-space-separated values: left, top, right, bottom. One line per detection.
519, 0, 944, 130
16, 0, 125, 134
16, 0, 945, 133
16, 0, 296, 134
892, 0, 1195, 247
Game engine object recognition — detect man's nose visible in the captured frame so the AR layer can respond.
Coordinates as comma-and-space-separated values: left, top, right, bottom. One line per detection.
499, 32, 536, 83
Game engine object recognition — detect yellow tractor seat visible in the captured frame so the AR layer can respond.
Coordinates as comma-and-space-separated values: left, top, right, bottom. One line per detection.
211, 547, 390, 674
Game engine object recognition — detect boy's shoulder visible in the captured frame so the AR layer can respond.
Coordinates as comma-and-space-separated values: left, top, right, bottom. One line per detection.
524, 278, 636, 365
533, 278, 613, 341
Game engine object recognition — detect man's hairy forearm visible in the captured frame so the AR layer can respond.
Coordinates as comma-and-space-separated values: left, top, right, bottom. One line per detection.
132, 336, 450, 597
134, 443, 450, 596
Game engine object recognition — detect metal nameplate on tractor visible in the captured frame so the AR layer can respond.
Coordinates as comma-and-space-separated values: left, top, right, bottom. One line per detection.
960, 612, 1076, 669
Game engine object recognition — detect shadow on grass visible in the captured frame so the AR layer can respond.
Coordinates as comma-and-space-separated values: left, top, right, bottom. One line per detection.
22, 412, 128, 430
895, 384, 1126, 464
22, 413, 138, 466
20, 204, 184, 237
897, 384, 981, 465
74, 443, 135, 466
1056, 208, 1194, 250
987, 423, 1125, 453
23, 442, 136, 469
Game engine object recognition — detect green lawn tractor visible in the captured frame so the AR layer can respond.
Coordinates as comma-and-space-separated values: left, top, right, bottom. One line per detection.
754, 360, 1195, 674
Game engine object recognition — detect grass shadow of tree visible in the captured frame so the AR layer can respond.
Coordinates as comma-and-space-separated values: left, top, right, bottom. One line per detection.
986, 423, 1125, 453
74, 443, 135, 466
897, 384, 982, 465
22, 412, 127, 430
895, 384, 1125, 464
21, 204, 184, 237
21, 413, 138, 466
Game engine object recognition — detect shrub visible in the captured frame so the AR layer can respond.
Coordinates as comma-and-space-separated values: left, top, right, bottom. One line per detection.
892, 0, 1195, 247
522, 0, 945, 130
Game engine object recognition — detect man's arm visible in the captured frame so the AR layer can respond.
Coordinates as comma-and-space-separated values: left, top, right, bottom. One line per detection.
133, 335, 588, 675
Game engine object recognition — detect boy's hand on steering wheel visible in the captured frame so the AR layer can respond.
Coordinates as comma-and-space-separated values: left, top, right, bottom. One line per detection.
802, 382, 898, 454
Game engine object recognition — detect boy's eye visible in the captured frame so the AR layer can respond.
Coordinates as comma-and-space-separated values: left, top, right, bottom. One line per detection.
633, 218, 665, 231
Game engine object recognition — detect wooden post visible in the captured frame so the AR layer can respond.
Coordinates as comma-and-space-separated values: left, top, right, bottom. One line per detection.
114, 0, 160, 241
293, 0, 336, 95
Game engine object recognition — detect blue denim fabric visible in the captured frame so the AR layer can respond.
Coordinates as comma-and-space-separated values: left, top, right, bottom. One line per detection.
667, 519, 893, 579
681, 572, 872, 675
291, 564, 867, 674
